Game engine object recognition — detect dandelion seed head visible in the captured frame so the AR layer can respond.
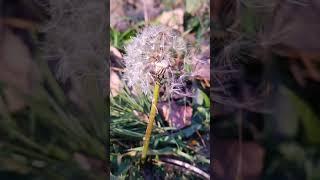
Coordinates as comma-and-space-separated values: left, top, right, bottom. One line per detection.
123, 25, 192, 98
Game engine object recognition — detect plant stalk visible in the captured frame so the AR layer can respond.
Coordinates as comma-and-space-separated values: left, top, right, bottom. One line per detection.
141, 81, 161, 163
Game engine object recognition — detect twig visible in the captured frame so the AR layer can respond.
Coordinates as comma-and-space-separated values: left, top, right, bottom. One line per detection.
196, 130, 207, 147
143, 0, 150, 25
157, 157, 210, 180
111, 67, 125, 72
0, 17, 38, 31
112, 139, 130, 148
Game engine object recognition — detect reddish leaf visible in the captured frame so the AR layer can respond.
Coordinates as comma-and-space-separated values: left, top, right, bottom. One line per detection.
0, 29, 40, 112
268, 0, 320, 82
110, 70, 122, 97
158, 102, 193, 129
213, 140, 265, 180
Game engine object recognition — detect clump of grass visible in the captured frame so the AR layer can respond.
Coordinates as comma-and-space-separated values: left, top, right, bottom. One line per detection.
110, 86, 210, 179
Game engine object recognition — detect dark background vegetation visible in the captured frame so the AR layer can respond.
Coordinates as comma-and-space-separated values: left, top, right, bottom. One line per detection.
212, 0, 320, 179
1, 0, 106, 179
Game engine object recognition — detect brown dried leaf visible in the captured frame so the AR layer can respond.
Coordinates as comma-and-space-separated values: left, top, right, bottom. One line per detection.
111, 0, 163, 31
73, 152, 104, 174
213, 140, 265, 180
268, 0, 320, 82
158, 102, 193, 129
157, 8, 184, 32
110, 46, 123, 59
110, 70, 122, 97
269, 0, 320, 54
110, 46, 124, 69
133, 110, 149, 123
184, 33, 196, 43
0, 29, 40, 112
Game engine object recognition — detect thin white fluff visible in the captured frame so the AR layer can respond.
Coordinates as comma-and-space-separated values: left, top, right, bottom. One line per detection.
123, 25, 191, 98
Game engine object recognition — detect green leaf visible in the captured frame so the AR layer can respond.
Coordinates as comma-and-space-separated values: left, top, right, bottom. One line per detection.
180, 123, 202, 138
278, 143, 306, 163
110, 173, 126, 180
195, 89, 210, 108
284, 87, 320, 144
274, 86, 299, 137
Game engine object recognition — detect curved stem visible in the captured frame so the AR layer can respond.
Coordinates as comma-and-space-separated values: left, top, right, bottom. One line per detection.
141, 81, 161, 163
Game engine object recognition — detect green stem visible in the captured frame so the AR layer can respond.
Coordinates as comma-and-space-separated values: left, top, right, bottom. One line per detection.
141, 81, 161, 163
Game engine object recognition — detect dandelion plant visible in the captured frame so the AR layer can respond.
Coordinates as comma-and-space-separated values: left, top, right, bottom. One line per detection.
123, 25, 191, 163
